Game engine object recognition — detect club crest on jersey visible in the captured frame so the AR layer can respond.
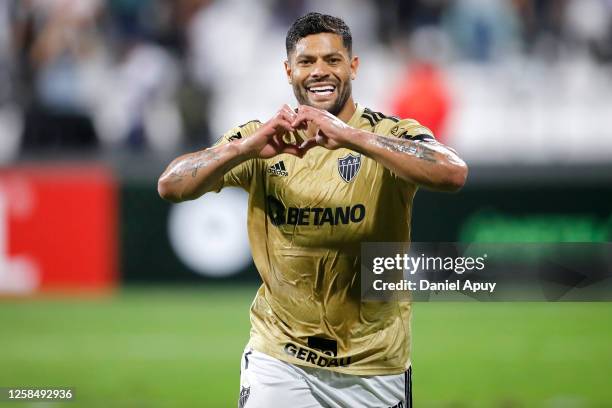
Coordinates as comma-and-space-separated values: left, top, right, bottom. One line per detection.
337, 153, 361, 183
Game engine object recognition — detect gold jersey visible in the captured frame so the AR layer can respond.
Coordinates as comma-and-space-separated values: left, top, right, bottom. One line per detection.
213, 104, 434, 375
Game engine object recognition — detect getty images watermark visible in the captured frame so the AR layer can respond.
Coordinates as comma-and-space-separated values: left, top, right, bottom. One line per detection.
361, 243, 612, 301
371, 252, 494, 293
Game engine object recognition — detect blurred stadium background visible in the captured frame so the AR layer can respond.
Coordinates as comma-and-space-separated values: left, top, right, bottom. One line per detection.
1, 0, 611, 407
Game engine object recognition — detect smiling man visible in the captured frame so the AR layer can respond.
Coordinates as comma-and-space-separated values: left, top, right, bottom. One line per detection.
158, 12, 467, 408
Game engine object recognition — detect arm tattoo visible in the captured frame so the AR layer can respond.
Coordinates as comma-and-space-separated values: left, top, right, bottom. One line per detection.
371, 135, 437, 162
165, 149, 221, 182
190, 149, 222, 177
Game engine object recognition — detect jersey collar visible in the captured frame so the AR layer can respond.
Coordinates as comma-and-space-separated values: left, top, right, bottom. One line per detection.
346, 103, 365, 128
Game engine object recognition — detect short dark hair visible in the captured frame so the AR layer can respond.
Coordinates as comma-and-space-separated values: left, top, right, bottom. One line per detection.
286, 12, 352, 56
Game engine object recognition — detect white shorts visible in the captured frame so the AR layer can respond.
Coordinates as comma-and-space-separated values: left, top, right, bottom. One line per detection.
238, 347, 412, 408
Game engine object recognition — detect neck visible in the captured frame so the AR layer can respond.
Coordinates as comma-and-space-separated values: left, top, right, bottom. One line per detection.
336, 97, 356, 123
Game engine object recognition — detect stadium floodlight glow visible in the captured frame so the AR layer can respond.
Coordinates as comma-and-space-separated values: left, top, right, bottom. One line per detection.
167, 187, 251, 278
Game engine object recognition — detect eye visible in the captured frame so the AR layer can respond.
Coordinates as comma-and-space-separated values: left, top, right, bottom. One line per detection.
297, 59, 312, 66
328, 57, 342, 64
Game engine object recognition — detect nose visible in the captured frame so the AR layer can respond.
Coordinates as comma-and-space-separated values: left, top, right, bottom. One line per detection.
310, 59, 329, 79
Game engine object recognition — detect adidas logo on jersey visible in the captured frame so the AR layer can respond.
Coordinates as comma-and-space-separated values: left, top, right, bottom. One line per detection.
268, 161, 288, 177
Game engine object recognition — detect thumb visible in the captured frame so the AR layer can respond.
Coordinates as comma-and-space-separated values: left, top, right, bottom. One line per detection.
315, 134, 327, 144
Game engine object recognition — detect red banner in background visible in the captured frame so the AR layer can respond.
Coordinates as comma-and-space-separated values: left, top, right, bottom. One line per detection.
0, 166, 118, 295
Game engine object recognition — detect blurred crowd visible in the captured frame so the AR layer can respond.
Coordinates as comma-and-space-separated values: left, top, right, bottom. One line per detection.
1, 0, 611, 163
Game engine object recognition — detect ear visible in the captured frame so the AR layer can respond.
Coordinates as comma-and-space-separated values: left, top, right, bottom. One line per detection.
350, 55, 359, 80
284, 60, 292, 84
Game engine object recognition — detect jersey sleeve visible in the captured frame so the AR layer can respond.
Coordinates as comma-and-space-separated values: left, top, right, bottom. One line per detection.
382, 118, 436, 142
374, 117, 436, 189
211, 120, 262, 192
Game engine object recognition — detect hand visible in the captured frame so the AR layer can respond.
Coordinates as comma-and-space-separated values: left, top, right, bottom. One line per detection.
291, 105, 353, 151
239, 104, 305, 159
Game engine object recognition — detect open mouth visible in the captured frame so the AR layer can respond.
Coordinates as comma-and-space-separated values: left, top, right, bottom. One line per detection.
306, 84, 337, 96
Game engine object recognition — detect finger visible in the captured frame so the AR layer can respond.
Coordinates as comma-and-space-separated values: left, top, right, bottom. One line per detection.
297, 104, 322, 116
296, 136, 326, 155
315, 133, 328, 144
291, 112, 312, 128
275, 136, 314, 158
281, 112, 297, 124
263, 116, 292, 138
277, 104, 293, 116
281, 105, 297, 121
268, 134, 282, 149
273, 133, 299, 150
298, 138, 318, 151
293, 118, 308, 131
273, 134, 303, 157
273, 118, 295, 134
297, 105, 311, 114
278, 111, 297, 127
273, 132, 289, 144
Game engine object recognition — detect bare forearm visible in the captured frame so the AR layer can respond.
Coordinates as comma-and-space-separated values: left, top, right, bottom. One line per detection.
157, 142, 248, 202
346, 130, 468, 192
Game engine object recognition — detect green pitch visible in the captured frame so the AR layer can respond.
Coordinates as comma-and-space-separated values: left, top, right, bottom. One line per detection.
1, 286, 611, 407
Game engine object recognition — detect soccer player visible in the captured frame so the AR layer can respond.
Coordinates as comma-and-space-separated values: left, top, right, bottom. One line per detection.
158, 12, 467, 408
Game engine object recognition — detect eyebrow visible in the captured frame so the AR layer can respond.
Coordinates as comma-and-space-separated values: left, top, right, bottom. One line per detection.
294, 51, 345, 60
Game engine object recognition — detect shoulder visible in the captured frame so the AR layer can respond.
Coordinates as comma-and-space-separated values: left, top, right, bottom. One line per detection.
213, 119, 263, 146
360, 107, 435, 142
225, 119, 263, 141
359, 107, 400, 129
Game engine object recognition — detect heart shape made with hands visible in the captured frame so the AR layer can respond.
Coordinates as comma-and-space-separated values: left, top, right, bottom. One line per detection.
275, 122, 323, 158
262, 104, 341, 159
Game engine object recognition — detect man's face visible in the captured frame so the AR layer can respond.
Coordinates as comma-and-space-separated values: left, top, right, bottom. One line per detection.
285, 33, 359, 116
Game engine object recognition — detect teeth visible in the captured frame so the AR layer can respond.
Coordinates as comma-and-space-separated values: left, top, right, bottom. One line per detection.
309, 86, 335, 93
